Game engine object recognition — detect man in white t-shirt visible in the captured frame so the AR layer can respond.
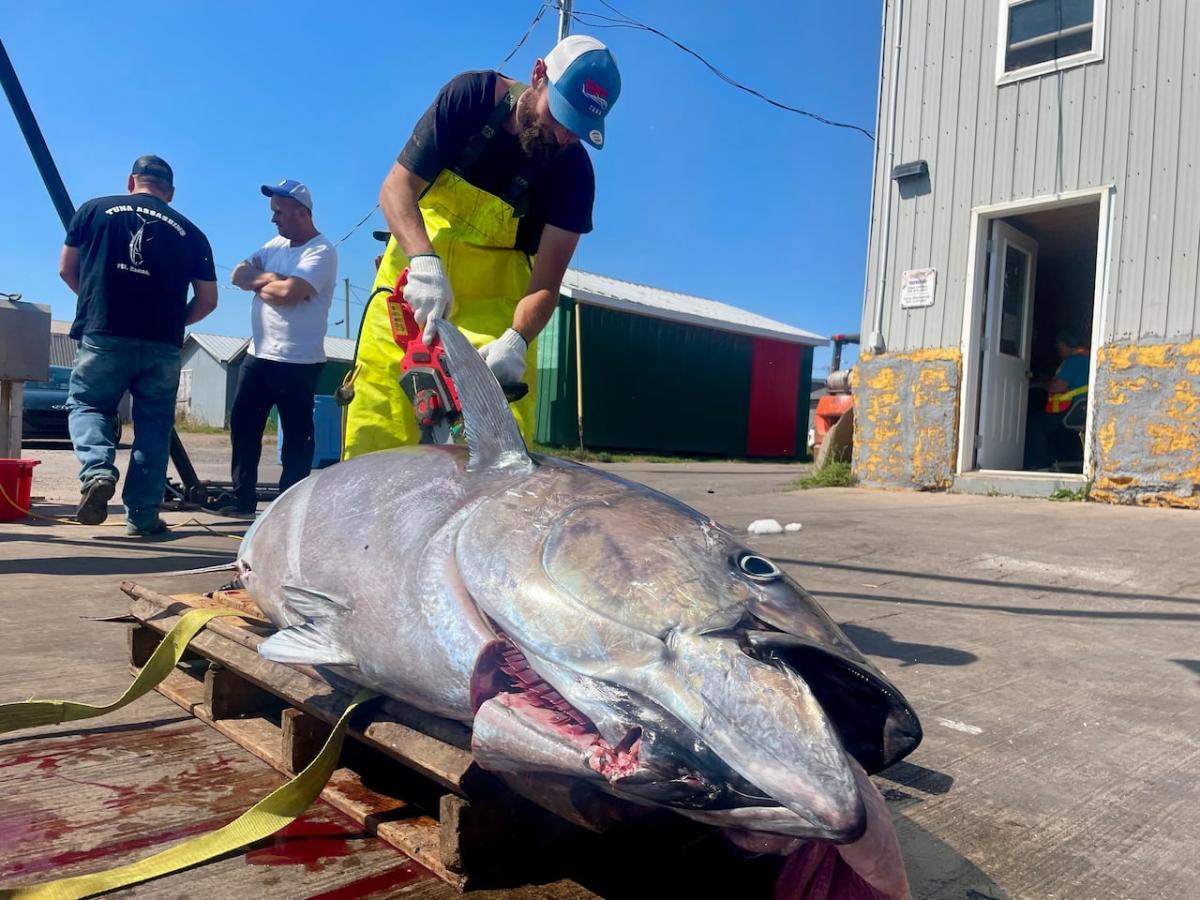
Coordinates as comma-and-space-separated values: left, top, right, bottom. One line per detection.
225, 179, 338, 515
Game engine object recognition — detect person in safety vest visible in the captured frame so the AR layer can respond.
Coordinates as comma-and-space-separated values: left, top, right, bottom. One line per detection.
1024, 330, 1090, 470
342, 35, 621, 458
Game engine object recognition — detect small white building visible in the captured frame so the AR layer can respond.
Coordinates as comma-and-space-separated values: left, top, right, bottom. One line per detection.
178, 334, 356, 427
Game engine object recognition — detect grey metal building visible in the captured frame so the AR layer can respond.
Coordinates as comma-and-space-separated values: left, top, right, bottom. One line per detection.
856, 0, 1200, 507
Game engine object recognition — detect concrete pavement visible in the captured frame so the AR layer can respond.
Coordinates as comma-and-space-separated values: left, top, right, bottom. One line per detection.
2, 448, 1198, 897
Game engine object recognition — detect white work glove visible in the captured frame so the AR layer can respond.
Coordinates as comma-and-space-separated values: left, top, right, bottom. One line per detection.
478, 328, 528, 385
406, 254, 453, 340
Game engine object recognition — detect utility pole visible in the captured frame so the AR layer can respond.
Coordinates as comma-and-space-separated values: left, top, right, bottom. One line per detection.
558, 0, 572, 41
343, 278, 351, 338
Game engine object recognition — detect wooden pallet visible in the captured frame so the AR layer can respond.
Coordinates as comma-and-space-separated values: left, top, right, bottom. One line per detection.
121, 581, 588, 893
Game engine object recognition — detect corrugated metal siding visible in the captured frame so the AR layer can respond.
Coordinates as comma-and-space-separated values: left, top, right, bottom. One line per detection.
48, 333, 78, 367
577, 306, 752, 456
864, 0, 1200, 351
534, 298, 579, 447
179, 347, 228, 427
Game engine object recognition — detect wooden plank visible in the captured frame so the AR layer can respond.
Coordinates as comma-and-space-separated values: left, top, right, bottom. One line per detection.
148, 665, 465, 889
281, 708, 330, 774
124, 583, 474, 751
205, 663, 280, 720
128, 623, 159, 668
122, 582, 476, 793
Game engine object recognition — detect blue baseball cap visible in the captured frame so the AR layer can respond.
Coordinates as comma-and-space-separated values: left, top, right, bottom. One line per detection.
544, 35, 621, 150
261, 178, 313, 211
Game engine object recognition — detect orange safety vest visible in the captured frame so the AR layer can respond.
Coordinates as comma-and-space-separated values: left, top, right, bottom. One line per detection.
1045, 350, 1089, 413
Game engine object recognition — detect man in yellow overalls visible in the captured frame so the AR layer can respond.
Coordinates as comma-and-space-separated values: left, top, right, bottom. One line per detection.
343, 35, 621, 457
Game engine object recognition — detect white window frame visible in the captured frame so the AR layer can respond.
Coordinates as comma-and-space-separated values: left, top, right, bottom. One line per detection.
995, 0, 1106, 86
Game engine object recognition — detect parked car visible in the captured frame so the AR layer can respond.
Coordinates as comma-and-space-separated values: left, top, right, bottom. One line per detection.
22, 365, 123, 445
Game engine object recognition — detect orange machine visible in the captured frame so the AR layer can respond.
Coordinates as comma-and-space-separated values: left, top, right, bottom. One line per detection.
812, 333, 860, 457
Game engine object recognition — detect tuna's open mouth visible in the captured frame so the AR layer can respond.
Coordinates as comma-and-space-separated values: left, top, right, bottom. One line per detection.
470, 637, 646, 781
466, 617, 924, 844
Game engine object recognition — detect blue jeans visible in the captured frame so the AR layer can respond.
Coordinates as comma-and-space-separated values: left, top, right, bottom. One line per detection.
68, 333, 182, 528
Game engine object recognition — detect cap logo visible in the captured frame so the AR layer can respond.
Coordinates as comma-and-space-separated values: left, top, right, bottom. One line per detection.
589, 129, 604, 147
582, 78, 609, 111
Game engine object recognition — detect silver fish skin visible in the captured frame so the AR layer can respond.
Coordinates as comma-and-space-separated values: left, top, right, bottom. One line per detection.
237, 317, 921, 843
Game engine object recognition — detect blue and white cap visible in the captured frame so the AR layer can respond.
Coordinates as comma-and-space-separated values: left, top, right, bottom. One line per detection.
261, 179, 313, 211
545, 35, 621, 150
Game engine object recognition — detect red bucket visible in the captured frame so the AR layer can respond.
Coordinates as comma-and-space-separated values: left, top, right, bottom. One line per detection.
0, 459, 41, 521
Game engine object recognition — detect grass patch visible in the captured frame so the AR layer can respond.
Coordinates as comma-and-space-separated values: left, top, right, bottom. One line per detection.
174, 414, 276, 436
791, 460, 857, 490
174, 414, 228, 434
530, 442, 738, 464
1049, 482, 1091, 502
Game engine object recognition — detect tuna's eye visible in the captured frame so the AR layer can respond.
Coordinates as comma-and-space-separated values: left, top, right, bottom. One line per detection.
736, 553, 781, 582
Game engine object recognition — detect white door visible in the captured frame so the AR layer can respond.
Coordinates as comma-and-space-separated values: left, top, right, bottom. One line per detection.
976, 220, 1038, 470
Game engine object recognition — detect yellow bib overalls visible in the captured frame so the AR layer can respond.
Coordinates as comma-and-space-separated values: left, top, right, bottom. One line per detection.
343, 84, 540, 458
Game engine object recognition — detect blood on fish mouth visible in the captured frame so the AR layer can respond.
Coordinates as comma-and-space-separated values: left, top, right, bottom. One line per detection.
472, 636, 643, 781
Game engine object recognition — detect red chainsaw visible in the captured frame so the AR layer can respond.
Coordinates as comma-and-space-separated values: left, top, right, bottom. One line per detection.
383, 270, 527, 444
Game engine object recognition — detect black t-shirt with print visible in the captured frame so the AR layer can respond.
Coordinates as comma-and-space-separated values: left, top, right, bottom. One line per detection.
398, 70, 595, 255
65, 193, 216, 347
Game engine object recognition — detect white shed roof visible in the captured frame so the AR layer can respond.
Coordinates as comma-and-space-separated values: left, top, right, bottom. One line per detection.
560, 269, 827, 347
186, 332, 357, 364
323, 336, 356, 362
185, 333, 249, 362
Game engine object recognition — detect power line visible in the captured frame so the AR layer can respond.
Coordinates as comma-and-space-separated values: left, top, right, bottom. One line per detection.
573, 1, 874, 141
499, 2, 552, 69
334, 203, 380, 246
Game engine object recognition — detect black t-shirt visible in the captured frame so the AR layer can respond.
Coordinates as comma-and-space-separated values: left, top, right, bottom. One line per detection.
65, 193, 216, 347
398, 71, 595, 255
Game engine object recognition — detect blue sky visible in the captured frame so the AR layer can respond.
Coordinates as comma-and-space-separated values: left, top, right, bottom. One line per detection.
0, 1, 881, 375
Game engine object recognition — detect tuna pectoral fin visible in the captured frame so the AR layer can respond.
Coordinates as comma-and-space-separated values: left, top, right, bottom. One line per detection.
259, 624, 355, 666
260, 584, 356, 665
281, 584, 351, 618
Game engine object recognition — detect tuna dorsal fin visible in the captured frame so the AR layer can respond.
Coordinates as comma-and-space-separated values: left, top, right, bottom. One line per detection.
436, 319, 532, 472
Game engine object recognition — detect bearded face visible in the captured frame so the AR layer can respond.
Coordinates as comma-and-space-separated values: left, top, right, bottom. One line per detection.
516, 86, 564, 164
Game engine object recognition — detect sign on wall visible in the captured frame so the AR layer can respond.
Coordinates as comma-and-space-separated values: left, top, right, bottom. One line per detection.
900, 268, 937, 309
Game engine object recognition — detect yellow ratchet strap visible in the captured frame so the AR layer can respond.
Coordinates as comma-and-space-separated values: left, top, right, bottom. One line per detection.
2, 688, 376, 899
0, 608, 243, 735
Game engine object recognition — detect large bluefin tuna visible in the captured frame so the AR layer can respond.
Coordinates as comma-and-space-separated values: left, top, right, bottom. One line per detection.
235, 317, 921, 859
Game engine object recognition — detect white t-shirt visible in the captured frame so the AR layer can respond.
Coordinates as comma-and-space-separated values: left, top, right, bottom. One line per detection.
247, 234, 338, 364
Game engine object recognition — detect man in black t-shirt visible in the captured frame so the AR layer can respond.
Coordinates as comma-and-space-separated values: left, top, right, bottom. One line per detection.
59, 155, 218, 533
342, 35, 622, 457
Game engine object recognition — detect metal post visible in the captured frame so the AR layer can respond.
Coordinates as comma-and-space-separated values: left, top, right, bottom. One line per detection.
0, 38, 75, 230
343, 278, 351, 338
2, 39, 209, 500
573, 301, 584, 450
558, 0, 573, 41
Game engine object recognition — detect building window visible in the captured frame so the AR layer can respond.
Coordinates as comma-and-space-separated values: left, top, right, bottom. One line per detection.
997, 0, 1105, 84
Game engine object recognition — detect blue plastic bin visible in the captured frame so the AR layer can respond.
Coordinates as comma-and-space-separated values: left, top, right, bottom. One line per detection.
277, 395, 342, 469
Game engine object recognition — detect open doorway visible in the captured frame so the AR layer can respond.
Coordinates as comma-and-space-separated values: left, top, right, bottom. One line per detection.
960, 192, 1106, 477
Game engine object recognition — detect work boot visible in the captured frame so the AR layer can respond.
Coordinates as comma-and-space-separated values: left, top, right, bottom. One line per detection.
216, 504, 257, 518
76, 477, 116, 525
126, 516, 170, 537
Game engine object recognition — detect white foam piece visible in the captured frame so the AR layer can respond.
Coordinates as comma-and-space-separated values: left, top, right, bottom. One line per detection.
747, 518, 784, 535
